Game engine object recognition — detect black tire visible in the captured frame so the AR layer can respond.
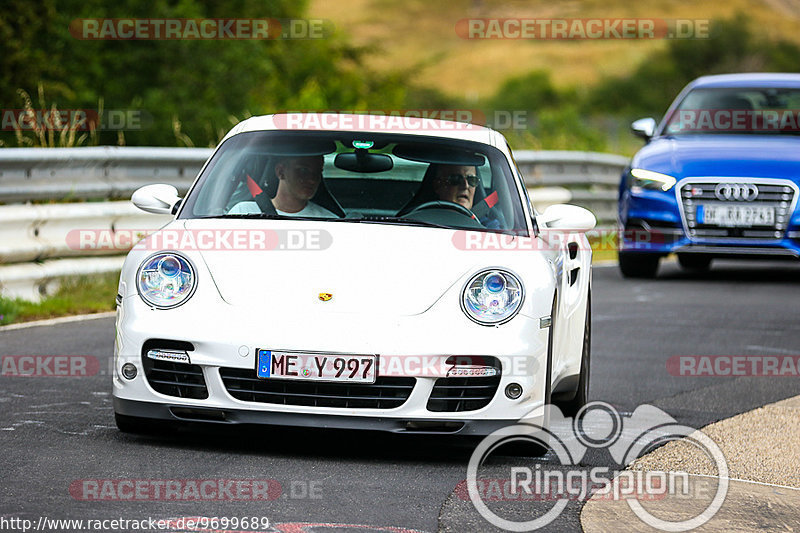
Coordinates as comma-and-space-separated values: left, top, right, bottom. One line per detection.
678, 253, 712, 272
555, 292, 591, 418
618, 252, 660, 278
115, 412, 167, 435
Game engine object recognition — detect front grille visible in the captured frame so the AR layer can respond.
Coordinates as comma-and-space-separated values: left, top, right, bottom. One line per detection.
679, 180, 796, 241
219, 367, 415, 408
427, 375, 501, 412
141, 339, 208, 399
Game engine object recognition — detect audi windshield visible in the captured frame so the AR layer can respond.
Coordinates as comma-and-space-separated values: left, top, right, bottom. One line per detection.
663, 87, 800, 135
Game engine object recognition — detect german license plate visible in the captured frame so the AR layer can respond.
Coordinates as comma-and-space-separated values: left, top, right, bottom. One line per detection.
698, 204, 775, 227
256, 350, 377, 383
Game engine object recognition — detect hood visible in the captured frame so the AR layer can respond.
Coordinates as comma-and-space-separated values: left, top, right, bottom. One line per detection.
184, 218, 480, 316
632, 135, 800, 180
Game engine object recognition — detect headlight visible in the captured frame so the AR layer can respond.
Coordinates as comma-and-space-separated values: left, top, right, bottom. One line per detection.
136, 252, 196, 308
462, 269, 524, 325
630, 168, 677, 191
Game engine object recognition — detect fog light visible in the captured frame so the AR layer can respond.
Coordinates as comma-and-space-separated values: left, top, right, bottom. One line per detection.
505, 383, 523, 399
121, 363, 137, 380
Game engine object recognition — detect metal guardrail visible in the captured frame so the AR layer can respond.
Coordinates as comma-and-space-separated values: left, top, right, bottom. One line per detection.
0, 146, 628, 203
0, 147, 628, 301
0, 146, 213, 203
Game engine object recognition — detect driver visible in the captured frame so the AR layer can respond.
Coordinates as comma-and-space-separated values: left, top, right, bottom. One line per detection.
430, 164, 503, 229
432, 164, 478, 210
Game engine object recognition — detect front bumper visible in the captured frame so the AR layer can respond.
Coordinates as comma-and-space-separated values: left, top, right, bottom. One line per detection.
113, 295, 552, 436
620, 182, 800, 259
114, 397, 523, 435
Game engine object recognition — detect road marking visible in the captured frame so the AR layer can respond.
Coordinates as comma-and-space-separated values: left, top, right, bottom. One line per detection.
0, 312, 115, 332
746, 345, 798, 354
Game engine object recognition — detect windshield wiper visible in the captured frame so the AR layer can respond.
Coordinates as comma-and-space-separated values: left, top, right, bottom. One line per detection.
196, 213, 313, 220
342, 215, 453, 230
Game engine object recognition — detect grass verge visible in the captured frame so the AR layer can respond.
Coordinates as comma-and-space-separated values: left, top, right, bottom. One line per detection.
0, 272, 118, 326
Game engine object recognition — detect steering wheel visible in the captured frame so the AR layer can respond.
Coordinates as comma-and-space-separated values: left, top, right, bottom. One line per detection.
407, 200, 476, 219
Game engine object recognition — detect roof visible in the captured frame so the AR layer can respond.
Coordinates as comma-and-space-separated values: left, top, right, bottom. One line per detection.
689, 73, 800, 89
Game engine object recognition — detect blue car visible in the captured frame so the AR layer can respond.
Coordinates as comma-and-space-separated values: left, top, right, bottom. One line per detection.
618, 73, 800, 277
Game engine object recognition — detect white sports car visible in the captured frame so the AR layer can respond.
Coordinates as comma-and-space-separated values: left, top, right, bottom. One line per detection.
113, 113, 595, 435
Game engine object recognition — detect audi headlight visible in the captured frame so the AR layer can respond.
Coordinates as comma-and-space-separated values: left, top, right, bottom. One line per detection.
137, 252, 196, 308
630, 168, 677, 191
462, 269, 524, 325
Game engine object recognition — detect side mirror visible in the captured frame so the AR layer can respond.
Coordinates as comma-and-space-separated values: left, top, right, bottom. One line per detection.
540, 204, 596, 232
631, 117, 657, 140
132, 184, 181, 215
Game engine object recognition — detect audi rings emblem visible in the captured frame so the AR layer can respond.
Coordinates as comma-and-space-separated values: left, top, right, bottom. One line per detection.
715, 183, 759, 201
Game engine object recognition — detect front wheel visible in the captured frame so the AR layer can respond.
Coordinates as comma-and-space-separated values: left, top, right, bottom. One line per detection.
618, 252, 660, 278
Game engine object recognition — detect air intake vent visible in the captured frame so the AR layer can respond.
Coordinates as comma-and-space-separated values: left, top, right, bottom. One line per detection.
427, 375, 501, 412
141, 340, 207, 399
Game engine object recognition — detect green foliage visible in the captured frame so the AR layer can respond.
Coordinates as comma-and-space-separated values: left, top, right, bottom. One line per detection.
490, 70, 561, 113
0, 273, 118, 325
487, 13, 800, 152
2, 6, 798, 152
586, 14, 800, 116
0, 0, 411, 147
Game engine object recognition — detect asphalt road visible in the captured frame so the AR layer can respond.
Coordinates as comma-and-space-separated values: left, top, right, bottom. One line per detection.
1, 259, 799, 533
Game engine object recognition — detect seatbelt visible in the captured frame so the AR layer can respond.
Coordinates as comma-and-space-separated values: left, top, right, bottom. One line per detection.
472, 190, 498, 219
247, 174, 277, 214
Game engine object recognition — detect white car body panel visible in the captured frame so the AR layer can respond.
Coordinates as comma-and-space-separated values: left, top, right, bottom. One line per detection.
113, 114, 592, 435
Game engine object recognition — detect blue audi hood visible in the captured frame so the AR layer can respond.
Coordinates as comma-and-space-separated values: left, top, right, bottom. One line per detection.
632, 135, 800, 181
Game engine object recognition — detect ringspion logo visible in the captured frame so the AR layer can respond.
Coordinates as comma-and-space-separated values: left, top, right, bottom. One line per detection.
467, 402, 728, 530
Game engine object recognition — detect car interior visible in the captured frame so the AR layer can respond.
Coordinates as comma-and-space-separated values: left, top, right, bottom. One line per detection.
184, 132, 526, 233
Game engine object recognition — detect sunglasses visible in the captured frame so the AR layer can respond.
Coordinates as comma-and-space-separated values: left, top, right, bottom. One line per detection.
441, 173, 479, 187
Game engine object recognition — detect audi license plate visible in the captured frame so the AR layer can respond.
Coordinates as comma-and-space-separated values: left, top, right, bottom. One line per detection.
256, 349, 377, 383
697, 204, 775, 227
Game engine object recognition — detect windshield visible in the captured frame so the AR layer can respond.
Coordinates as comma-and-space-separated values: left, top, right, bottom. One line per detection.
663, 87, 800, 135
179, 131, 528, 234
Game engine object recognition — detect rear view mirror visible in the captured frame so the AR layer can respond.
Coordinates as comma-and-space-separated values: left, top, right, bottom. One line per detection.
334, 150, 393, 173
